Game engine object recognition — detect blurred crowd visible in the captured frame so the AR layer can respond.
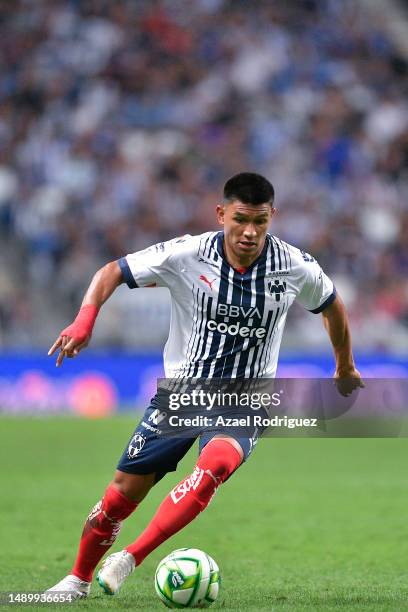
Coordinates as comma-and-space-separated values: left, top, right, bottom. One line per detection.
0, 0, 407, 351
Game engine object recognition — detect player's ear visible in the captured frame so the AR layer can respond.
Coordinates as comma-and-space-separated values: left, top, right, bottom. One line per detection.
216, 204, 225, 226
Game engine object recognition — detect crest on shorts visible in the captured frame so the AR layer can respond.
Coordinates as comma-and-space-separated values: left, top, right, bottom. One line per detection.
127, 433, 146, 459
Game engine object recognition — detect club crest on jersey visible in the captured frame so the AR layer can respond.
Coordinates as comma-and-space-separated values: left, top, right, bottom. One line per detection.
267, 279, 287, 302
127, 433, 146, 459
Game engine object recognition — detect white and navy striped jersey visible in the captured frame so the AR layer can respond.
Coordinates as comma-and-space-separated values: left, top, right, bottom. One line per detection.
118, 232, 335, 379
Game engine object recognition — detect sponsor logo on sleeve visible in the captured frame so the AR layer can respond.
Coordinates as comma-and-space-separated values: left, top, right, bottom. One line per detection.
300, 250, 315, 263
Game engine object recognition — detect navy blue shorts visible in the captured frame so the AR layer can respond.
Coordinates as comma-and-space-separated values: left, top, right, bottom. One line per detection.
117, 392, 262, 483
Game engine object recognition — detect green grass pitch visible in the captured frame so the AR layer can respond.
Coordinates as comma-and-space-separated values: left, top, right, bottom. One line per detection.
1, 416, 408, 611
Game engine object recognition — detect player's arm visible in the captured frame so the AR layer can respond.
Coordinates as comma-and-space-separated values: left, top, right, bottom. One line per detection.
293, 247, 363, 395
321, 294, 364, 395
48, 261, 123, 367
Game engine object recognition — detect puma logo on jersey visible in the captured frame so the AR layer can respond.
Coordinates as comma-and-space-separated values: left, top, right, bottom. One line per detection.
200, 274, 217, 290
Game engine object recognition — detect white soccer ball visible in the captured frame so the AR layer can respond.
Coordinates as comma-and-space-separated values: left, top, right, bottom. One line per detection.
154, 547, 220, 608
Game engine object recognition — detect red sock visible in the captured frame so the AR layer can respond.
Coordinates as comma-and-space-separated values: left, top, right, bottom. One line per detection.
126, 439, 241, 566
72, 484, 137, 582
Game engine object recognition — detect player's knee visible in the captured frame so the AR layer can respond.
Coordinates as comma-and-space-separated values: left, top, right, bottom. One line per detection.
113, 470, 156, 503
181, 439, 243, 506
198, 438, 242, 483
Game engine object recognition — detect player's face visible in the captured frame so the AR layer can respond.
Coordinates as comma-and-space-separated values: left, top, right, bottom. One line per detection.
216, 200, 275, 265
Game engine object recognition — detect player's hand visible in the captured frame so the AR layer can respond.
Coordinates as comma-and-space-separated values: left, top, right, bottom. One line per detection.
48, 335, 90, 367
48, 326, 91, 367
334, 368, 365, 397
48, 305, 98, 366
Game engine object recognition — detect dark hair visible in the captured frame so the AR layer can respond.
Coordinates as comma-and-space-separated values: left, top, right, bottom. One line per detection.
223, 172, 275, 206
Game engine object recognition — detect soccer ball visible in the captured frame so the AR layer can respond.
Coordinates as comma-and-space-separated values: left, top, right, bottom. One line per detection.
154, 547, 220, 608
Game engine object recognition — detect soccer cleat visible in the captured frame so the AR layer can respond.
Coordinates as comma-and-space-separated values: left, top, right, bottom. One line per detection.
97, 550, 135, 595
45, 574, 91, 599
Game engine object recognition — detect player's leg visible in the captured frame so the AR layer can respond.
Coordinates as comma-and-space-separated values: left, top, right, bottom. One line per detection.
97, 436, 242, 595
96, 403, 264, 596
45, 471, 154, 599
126, 436, 241, 560
70, 470, 155, 583
97, 422, 260, 596
124, 436, 242, 566
95, 433, 242, 596
46, 396, 194, 598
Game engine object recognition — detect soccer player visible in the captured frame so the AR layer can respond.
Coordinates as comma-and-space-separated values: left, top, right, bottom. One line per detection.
47, 173, 363, 598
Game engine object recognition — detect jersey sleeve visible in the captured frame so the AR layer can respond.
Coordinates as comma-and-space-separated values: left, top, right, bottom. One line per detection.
118, 237, 189, 288
296, 251, 336, 313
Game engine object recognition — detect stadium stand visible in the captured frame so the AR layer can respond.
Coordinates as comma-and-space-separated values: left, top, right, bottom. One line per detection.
0, 0, 407, 351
